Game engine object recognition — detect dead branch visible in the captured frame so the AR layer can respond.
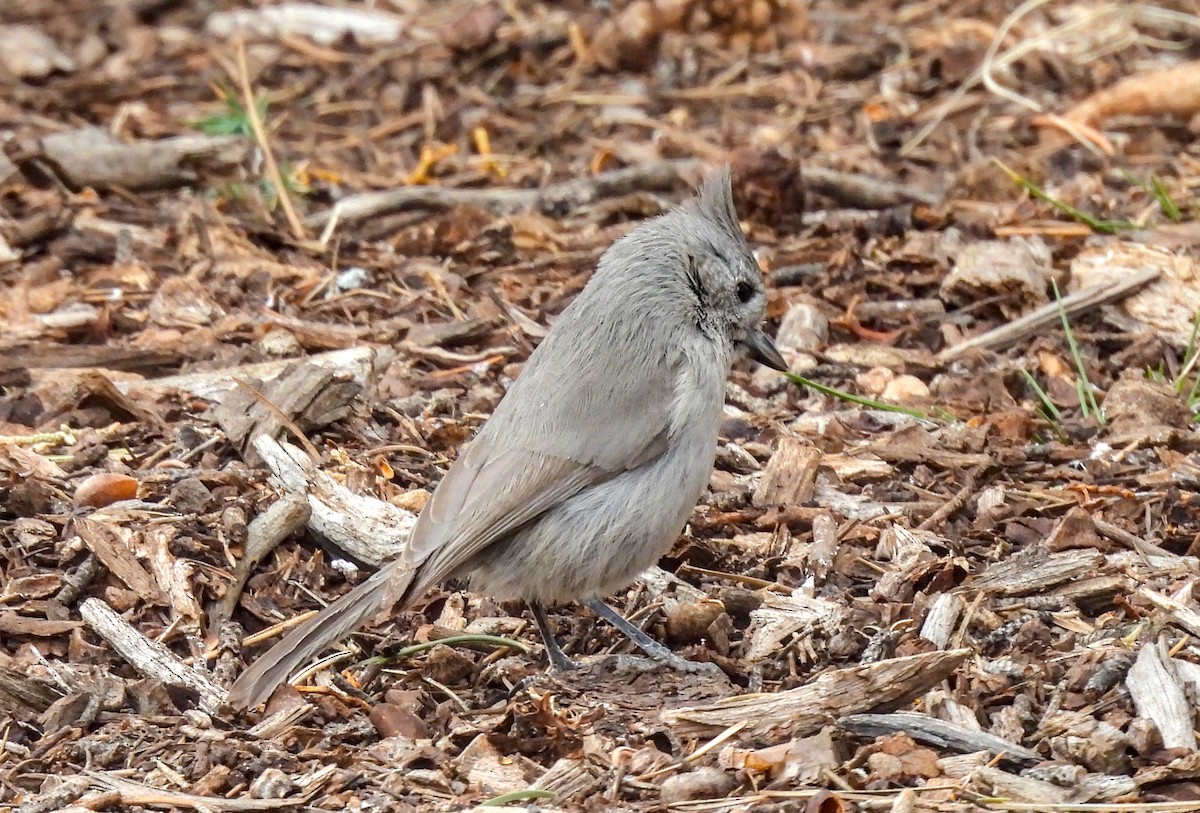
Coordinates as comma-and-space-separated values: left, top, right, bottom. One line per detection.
79, 598, 225, 714
839, 711, 1041, 765
939, 268, 1160, 361
661, 649, 970, 739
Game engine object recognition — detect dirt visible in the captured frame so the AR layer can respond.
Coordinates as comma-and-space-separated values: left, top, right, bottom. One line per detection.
3, 0, 1200, 810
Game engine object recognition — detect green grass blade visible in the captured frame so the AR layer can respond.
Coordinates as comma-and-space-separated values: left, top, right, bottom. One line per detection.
1052, 280, 1105, 425
781, 370, 933, 420
1150, 175, 1183, 223
1020, 369, 1062, 421
480, 790, 557, 806
993, 159, 1133, 234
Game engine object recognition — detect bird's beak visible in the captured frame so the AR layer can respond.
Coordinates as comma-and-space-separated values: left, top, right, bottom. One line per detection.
742, 329, 788, 372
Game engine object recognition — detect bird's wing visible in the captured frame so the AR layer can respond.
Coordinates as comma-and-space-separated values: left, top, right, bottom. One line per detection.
396, 424, 668, 602
394, 334, 678, 597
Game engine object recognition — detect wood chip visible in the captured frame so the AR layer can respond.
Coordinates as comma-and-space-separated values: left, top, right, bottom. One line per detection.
79, 598, 224, 714
966, 548, 1104, 597
839, 711, 1041, 765
0, 613, 81, 636
253, 436, 415, 567
74, 518, 164, 603
752, 438, 821, 507
661, 649, 969, 738
1127, 638, 1196, 751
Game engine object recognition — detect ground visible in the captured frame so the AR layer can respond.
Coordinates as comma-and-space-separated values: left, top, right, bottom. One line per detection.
3, 0, 1200, 811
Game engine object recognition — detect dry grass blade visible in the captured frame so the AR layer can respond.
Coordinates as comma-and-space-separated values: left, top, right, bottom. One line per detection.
940, 268, 1160, 360
232, 36, 307, 241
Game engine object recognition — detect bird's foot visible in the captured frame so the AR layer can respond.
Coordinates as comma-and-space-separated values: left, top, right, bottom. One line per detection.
582, 597, 725, 678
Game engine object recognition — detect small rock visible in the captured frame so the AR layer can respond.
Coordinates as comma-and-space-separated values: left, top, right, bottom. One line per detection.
439, 2, 504, 52
249, 768, 293, 799
881, 374, 929, 404
666, 599, 725, 644
168, 477, 213, 513
773, 300, 828, 365
256, 327, 302, 357
592, 1, 662, 71
423, 643, 475, 685
0, 25, 76, 78
369, 703, 430, 740
856, 366, 894, 396
74, 472, 139, 508
660, 767, 735, 802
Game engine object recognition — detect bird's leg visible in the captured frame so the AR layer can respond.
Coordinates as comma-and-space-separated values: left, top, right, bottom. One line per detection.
582, 597, 722, 675
528, 602, 581, 672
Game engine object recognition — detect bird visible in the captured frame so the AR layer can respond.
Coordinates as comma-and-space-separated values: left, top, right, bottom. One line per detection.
227, 168, 786, 710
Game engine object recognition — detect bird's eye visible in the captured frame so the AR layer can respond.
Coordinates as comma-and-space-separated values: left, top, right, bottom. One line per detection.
735, 281, 755, 303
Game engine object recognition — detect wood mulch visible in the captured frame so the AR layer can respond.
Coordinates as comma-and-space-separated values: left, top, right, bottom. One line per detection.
3, 0, 1200, 810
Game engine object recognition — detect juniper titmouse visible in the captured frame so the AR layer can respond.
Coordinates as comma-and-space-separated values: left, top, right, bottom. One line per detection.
227, 169, 786, 709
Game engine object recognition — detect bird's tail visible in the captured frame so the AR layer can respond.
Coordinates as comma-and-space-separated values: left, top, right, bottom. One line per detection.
225, 562, 413, 710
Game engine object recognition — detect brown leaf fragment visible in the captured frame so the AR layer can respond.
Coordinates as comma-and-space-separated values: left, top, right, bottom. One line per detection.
0, 443, 68, 480
1046, 506, 1106, 552
369, 703, 431, 740
720, 727, 839, 783
592, 1, 662, 72
0, 612, 81, 636
73, 472, 139, 508
35, 370, 163, 429
859, 733, 941, 782
730, 148, 805, 231
661, 649, 969, 738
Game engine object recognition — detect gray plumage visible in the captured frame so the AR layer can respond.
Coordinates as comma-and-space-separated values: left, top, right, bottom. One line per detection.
227, 169, 785, 710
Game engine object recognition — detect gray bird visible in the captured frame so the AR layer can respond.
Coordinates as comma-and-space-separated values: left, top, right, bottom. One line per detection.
227, 169, 786, 710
